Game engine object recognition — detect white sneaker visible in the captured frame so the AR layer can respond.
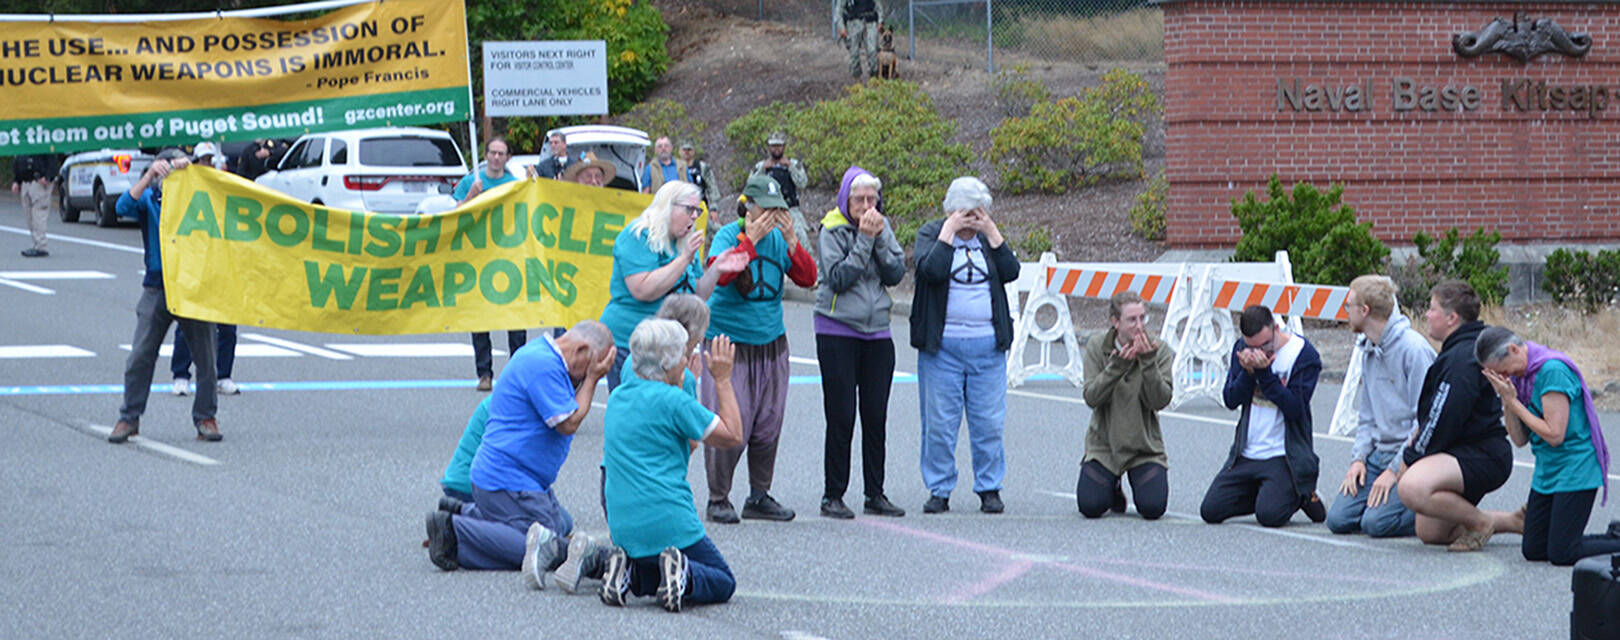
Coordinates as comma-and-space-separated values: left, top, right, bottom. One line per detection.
521, 523, 558, 590
171, 378, 190, 396
217, 379, 240, 395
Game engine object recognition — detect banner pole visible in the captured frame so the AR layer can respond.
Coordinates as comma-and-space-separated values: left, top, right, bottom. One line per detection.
463, 3, 479, 165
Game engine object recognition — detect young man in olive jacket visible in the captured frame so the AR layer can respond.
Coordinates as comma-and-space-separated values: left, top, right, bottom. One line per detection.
1078, 291, 1176, 519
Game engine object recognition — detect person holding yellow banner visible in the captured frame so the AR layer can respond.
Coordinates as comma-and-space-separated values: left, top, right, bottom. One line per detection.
455, 137, 526, 391
601, 181, 749, 392
701, 174, 818, 524
108, 149, 222, 445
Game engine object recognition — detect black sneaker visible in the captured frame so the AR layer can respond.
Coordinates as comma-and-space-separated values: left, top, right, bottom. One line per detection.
864, 495, 906, 517
20, 248, 46, 257
820, 497, 855, 520
437, 496, 465, 515
923, 495, 949, 513
599, 547, 630, 606
742, 494, 796, 521
1301, 492, 1327, 523
979, 490, 1005, 514
1111, 481, 1127, 514
1606, 519, 1619, 538
425, 511, 458, 571
656, 546, 689, 613
707, 500, 741, 524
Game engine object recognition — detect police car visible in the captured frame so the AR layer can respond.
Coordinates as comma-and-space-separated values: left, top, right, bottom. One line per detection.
57, 149, 153, 227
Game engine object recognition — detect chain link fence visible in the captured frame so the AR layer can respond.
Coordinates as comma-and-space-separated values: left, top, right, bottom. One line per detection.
692, 0, 1162, 71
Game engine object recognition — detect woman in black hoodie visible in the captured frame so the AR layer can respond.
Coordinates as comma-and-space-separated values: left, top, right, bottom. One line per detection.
1396, 280, 1523, 552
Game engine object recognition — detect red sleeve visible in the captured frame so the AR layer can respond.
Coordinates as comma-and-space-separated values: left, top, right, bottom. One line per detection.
710, 233, 758, 286
786, 240, 817, 288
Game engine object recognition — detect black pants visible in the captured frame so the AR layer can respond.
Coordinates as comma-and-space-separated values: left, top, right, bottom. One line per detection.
1522, 488, 1620, 566
471, 330, 527, 378
817, 334, 895, 500
1077, 460, 1168, 520
1200, 456, 1299, 528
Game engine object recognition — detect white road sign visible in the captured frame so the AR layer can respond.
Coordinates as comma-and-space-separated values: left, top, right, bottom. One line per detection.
483, 40, 609, 117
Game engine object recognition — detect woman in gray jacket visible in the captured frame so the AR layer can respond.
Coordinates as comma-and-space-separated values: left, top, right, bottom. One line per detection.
815, 166, 908, 519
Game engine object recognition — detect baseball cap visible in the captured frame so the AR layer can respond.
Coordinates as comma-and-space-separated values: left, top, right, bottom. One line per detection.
742, 174, 789, 210
678, 141, 694, 151
766, 131, 787, 145
192, 141, 220, 161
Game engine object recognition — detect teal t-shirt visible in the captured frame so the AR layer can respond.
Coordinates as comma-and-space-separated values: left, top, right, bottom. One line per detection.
707, 221, 789, 345
451, 169, 518, 201
599, 226, 704, 348
602, 375, 718, 558
1527, 360, 1602, 494
620, 355, 699, 398
440, 397, 492, 496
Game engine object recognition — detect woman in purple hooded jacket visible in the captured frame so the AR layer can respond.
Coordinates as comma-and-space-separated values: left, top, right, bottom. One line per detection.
812, 167, 908, 519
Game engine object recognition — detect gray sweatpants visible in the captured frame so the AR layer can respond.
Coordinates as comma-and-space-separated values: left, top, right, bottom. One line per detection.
702, 335, 790, 503
19, 180, 51, 251
120, 287, 217, 426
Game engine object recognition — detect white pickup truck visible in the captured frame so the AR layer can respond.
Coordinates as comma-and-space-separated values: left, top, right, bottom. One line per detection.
58, 149, 153, 227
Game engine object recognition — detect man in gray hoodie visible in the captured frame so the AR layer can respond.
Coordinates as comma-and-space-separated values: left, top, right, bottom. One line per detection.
813, 166, 908, 519
1326, 275, 1436, 537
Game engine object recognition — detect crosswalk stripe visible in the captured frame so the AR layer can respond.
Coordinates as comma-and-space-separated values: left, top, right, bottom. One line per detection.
240, 333, 353, 360
119, 343, 301, 357
0, 345, 96, 358
325, 343, 486, 357
0, 270, 115, 280
0, 277, 53, 294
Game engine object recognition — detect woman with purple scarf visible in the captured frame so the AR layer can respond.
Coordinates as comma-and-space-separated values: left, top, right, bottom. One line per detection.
1476, 326, 1620, 566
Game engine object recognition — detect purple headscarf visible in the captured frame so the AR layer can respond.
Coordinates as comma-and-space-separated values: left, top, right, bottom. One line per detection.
836, 165, 870, 220
1514, 341, 1609, 504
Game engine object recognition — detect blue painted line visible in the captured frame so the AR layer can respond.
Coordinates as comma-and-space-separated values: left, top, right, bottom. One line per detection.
0, 373, 1073, 397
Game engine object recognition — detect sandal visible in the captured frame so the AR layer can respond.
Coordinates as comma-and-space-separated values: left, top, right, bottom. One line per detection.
1447, 526, 1493, 552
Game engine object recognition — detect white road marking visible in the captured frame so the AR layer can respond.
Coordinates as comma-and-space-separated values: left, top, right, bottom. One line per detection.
325, 343, 486, 358
240, 333, 353, 360
0, 270, 115, 280
120, 343, 301, 358
789, 356, 819, 367
0, 277, 53, 294
0, 225, 144, 254
0, 345, 95, 358
1031, 490, 1384, 551
85, 423, 221, 466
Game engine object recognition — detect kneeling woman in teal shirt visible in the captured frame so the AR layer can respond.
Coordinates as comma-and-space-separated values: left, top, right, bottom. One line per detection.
1477, 326, 1619, 566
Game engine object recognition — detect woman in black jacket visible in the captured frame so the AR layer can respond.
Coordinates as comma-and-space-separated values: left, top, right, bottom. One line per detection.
909, 176, 1019, 515
1396, 280, 1523, 552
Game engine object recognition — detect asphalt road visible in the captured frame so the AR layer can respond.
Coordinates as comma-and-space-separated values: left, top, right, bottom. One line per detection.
3, 199, 1617, 639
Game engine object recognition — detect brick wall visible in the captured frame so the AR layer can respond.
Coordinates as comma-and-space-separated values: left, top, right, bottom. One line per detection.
1163, 0, 1620, 247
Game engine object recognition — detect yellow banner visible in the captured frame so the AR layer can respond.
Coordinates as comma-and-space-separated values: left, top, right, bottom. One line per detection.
159, 167, 704, 335
0, 0, 469, 155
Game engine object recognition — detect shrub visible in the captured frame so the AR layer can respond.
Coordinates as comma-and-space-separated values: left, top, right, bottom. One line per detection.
1414, 227, 1511, 306
993, 64, 1051, 118
1543, 248, 1620, 312
724, 80, 973, 244
1230, 175, 1389, 286
618, 99, 708, 158
721, 101, 796, 189
1003, 8, 1164, 63
1128, 172, 1167, 241
989, 68, 1158, 194
1015, 225, 1055, 257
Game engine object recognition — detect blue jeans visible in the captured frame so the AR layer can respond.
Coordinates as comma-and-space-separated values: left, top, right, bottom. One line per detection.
451, 485, 573, 570
627, 536, 735, 605
917, 335, 1007, 497
1325, 449, 1416, 537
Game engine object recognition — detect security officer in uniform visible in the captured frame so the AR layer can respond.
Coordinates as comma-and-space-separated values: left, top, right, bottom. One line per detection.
835, 0, 884, 78
749, 132, 810, 249
11, 153, 56, 257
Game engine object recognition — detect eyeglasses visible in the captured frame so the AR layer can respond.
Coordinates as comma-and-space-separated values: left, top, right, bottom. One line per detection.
674, 202, 702, 214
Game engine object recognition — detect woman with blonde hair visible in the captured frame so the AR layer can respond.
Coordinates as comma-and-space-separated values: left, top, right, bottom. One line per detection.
600, 181, 745, 391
